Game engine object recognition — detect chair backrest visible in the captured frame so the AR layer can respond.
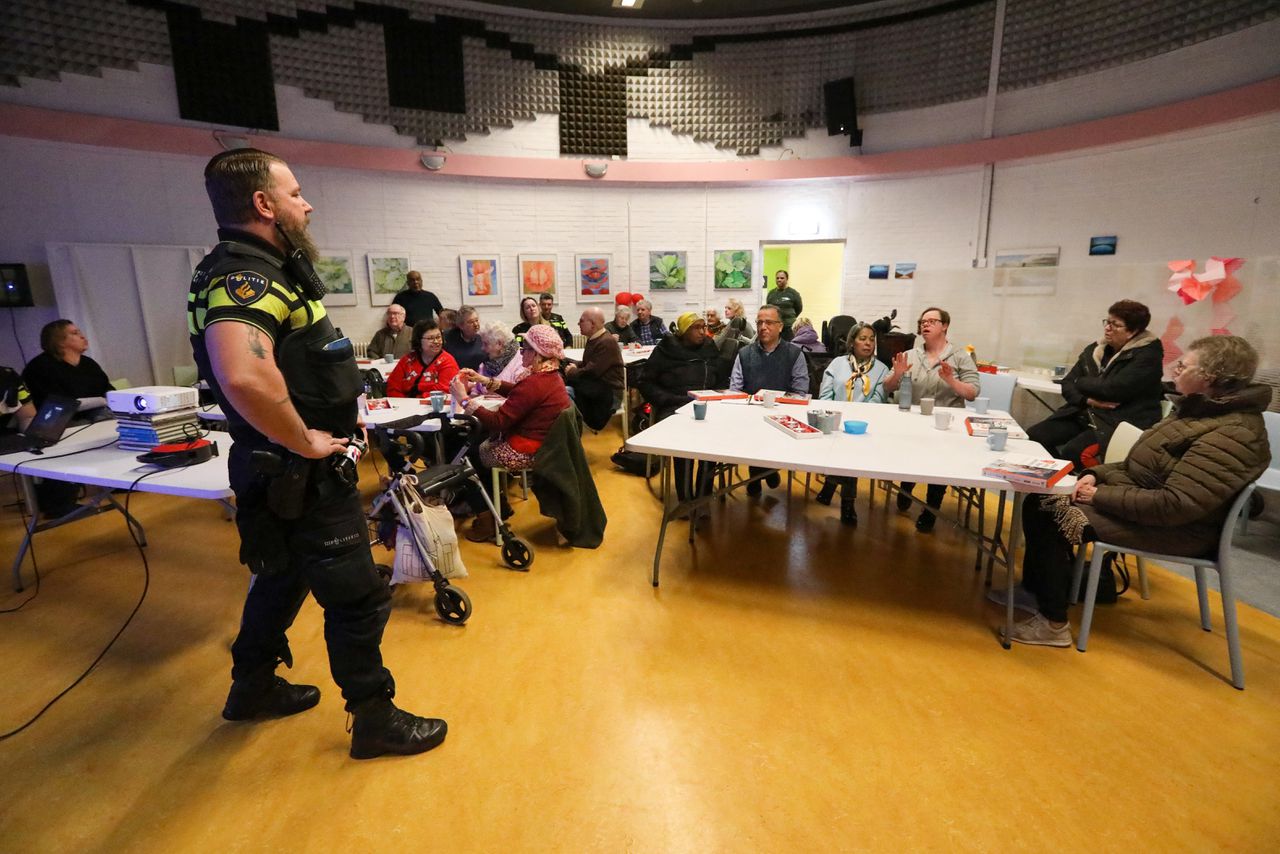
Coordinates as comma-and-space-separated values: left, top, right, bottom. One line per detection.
1217, 481, 1259, 560
804, 351, 835, 399
825, 315, 855, 355
1104, 421, 1143, 464
110, 377, 130, 390
1160, 398, 1173, 418
172, 364, 199, 387
968, 371, 1016, 415
1264, 411, 1280, 472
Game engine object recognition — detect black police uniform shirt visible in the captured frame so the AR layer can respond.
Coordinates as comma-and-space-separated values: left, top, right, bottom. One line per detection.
188, 229, 345, 448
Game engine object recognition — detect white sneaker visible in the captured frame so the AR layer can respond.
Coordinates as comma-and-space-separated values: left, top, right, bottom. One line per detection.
986, 584, 1039, 612
1006, 613, 1073, 648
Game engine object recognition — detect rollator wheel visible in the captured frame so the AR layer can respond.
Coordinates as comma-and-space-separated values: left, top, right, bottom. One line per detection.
434, 585, 472, 625
374, 563, 393, 582
501, 536, 534, 571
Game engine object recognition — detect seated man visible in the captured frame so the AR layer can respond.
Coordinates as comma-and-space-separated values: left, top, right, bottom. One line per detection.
729, 305, 809, 496
564, 307, 624, 431
629, 299, 666, 346
438, 308, 458, 334
1028, 299, 1164, 467
538, 292, 573, 347
443, 306, 486, 372
606, 304, 637, 345
366, 305, 412, 360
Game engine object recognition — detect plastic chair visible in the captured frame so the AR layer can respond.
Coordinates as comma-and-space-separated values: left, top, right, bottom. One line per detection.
1241, 412, 1279, 535
966, 371, 1016, 415
489, 467, 530, 547
1070, 481, 1260, 689
173, 364, 198, 387
110, 377, 130, 390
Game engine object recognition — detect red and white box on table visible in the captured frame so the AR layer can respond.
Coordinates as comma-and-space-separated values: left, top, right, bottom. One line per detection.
752, 389, 812, 406
763, 413, 823, 439
688, 389, 750, 402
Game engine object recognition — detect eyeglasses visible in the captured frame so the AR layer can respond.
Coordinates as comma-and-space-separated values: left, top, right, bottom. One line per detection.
758, 319, 782, 327
918, 318, 943, 327
1171, 359, 1199, 374
422, 335, 443, 343
1102, 318, 1126, 329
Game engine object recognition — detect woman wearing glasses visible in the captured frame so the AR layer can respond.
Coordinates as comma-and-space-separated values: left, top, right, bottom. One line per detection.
385, 319, 460, 398
883, 306, 981, 532
1004, 335, 1270, 647
1026, 300, 1164, 468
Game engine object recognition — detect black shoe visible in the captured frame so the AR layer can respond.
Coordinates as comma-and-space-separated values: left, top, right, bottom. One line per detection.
765, 471, 781, 489
915, 510, 936, 533
841, 500, 857, 527
746, 479, 762, 497
349, 696, 447, 760
816, 481, 836, 506
896, 491, 913, 512
222, 674, 321, 721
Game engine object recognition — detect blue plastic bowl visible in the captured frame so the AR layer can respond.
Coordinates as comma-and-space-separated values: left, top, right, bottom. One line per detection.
843, 420, 868, 435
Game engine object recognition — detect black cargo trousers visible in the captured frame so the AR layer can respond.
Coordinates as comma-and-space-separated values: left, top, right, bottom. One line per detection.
227, 441, 394, 709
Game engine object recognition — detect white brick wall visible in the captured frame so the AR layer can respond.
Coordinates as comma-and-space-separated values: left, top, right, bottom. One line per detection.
0, 118, 1276, 384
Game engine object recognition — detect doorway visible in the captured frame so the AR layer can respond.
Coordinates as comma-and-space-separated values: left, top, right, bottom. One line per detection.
761, 240, 846, 331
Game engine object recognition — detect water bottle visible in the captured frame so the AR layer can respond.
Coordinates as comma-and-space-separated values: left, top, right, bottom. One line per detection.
898, 373, 912, 411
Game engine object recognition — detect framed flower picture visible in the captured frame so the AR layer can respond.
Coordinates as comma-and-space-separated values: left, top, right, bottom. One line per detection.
713, 249, 752, 289
367, 253, 411, 306
458, 254, 503, 306
519, 254, 557, 297
315, 250, 358, 306
576, 253, 613, 302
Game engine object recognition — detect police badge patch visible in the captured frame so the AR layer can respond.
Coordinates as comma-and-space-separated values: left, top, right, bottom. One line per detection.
225, 271, 270, 306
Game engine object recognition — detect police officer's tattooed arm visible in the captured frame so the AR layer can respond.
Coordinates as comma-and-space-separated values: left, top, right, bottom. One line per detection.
205, 320, 349, 460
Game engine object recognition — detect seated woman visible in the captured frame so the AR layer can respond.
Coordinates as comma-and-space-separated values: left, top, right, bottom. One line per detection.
22, 319, 112, 409
385, 320, 459, 398
453, 325, 571, 542
882, 306, 981, 533
1006, 335, 1271, 647
605, 303, 636, 345
470, 322, 520, 394
815, 322, 890, 525
637, 312, 729, 504
511, 296, 545, 341
720, 298, 756, 344
790, 316, 826, 353
1028, 299, 1164, 467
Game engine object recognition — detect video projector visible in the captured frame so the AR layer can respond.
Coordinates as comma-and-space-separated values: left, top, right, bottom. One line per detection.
107, 385, 199, 415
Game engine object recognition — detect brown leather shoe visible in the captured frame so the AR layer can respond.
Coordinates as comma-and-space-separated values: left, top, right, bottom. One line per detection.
465, 511, 496, 543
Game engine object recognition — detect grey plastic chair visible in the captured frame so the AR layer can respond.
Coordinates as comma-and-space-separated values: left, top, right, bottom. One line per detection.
1070, 481, 1260, 689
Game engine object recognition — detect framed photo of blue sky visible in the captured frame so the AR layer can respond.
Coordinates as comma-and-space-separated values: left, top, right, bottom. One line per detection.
1089, 236, 1117, 256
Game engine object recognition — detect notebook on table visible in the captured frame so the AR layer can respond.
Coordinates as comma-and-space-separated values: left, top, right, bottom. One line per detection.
0, 395, 79, 455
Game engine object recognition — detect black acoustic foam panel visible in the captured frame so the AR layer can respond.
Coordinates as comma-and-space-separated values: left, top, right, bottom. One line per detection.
384, 15, 467, 115
559, 68, 628, 158
165, 4, 277, 130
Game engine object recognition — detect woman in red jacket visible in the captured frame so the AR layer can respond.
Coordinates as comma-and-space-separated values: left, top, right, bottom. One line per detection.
453, 324, 571, 542
386, 320, 459, 398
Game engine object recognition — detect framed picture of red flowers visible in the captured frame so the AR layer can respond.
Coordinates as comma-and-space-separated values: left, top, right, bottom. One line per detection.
575, 253, 613, 302
458, 254, 503, 306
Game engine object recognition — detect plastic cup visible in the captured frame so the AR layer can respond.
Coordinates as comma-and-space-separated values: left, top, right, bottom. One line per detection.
934, 410, 953, 430
920, 397, 935, 415
693, 400, 708, 420
842, 420, 868, 435
974, 397, 990, 414
384, 354, 396, 363
987, 427, 1009, 451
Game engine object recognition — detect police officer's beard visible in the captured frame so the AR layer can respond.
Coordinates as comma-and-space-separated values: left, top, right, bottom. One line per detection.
281, 219, 319, 264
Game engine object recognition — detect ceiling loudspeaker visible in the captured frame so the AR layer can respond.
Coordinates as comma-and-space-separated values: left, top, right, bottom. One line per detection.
583, 161, 608, 179
420, 152, 447, 171
822, 77, 863, 148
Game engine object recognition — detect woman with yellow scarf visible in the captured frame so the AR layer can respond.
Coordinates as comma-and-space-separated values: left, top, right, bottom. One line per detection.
816, 323, 890, 525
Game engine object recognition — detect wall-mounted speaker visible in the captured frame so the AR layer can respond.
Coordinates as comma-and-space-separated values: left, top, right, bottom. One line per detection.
823, 77, 863, 148
0, 263, 34, 308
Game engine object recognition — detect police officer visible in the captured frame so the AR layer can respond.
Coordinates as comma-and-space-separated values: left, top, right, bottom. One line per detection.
190, 149, 445, 759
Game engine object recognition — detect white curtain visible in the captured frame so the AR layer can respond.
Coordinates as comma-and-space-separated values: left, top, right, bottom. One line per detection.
47, 242, 207, 388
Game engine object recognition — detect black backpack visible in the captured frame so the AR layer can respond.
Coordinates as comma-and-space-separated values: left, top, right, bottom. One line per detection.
361, 368, 387, 399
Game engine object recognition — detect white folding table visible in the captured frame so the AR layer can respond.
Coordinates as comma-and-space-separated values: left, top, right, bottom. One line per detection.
1011, 369, 1066, 413
1, 421, 234, 591
626, 399, 1074, 646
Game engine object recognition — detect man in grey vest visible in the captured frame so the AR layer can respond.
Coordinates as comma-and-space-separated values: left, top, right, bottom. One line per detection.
729, 304, 810, 496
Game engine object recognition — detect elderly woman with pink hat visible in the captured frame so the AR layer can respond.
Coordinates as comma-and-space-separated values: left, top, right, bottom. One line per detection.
452, 324, 571, 542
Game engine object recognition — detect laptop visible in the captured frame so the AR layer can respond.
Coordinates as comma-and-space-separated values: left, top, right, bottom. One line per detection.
0, 394, 80, 455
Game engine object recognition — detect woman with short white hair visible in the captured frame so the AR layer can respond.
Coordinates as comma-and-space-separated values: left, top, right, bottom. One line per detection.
606, 303, 636, 344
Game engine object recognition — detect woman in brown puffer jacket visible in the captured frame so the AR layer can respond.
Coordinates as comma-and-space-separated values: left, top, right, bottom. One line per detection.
1005, 335, 1272, 648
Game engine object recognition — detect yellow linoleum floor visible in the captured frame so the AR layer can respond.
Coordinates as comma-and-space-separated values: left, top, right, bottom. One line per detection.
2, 427, 1280, 852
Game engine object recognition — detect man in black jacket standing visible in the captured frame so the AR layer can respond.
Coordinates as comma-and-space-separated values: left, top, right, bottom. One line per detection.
1028, 299, 1164, 466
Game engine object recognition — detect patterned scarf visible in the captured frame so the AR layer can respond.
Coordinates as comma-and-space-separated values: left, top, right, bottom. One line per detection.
843, 356, 877, 401
481, 339, 518, 379
1039, 494, 1089, 545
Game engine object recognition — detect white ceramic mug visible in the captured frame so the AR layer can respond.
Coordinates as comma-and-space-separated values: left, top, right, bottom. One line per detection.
973, 397, 990, 414
762, 390, 781, 408
920, 397, 935, 416
934, 410, 953, 430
